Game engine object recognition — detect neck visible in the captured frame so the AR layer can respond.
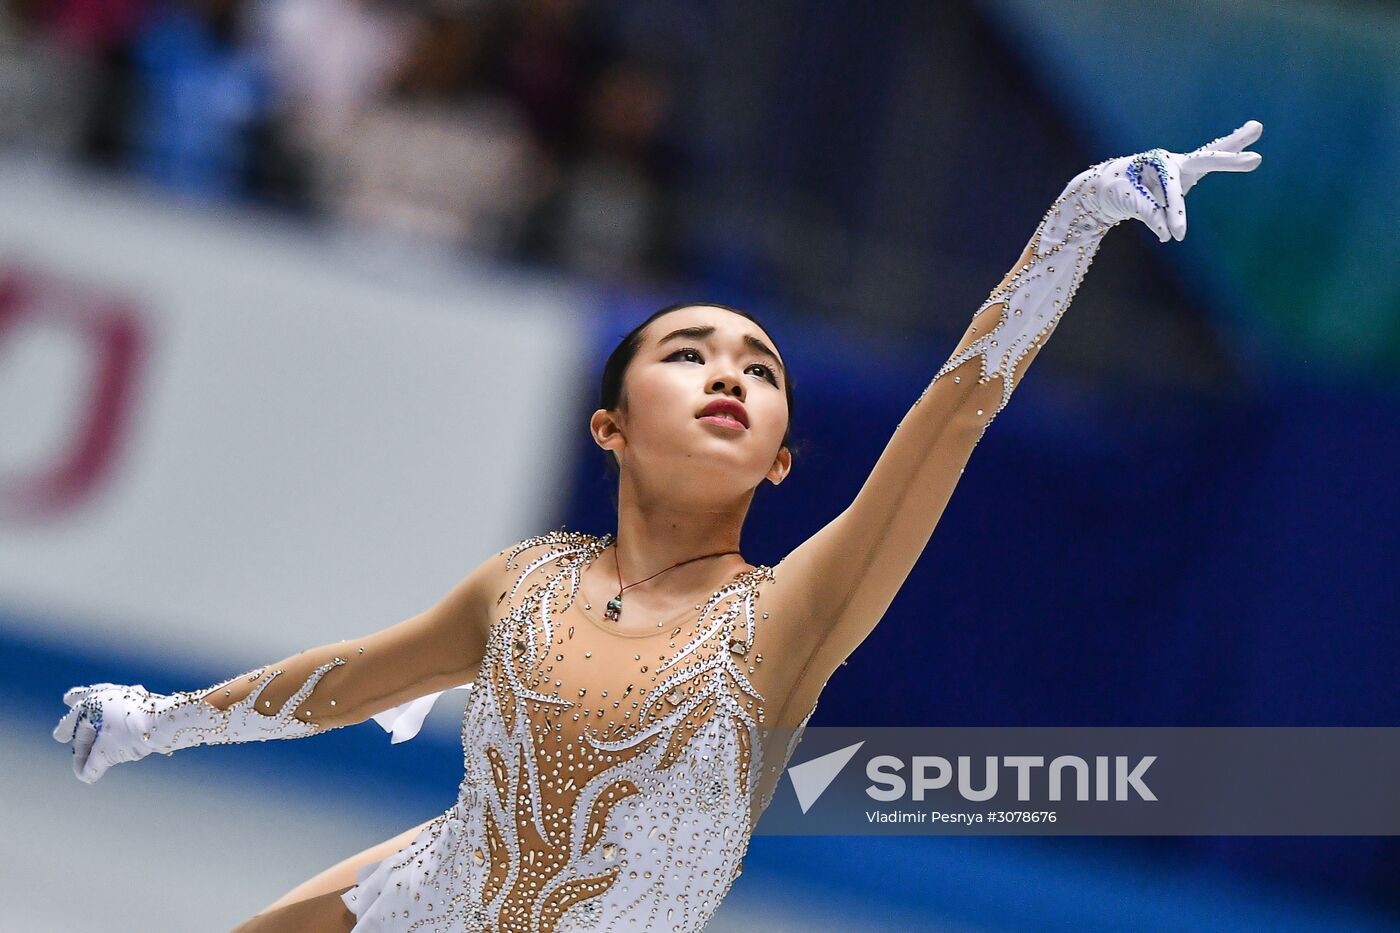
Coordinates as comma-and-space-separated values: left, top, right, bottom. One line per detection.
609, 469, 754, 591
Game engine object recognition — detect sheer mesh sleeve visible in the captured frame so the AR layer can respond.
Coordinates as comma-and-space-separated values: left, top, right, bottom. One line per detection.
133, 552, 499, 759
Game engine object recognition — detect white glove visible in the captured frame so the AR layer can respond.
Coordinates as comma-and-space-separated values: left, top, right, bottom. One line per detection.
932, 120, 1263, 421
53, 660, 346, 784
52, 682, 161, 784
1069, 119, 1264, 244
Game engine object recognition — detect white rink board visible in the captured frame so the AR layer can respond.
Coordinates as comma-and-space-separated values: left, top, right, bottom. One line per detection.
0, 160, 590, 684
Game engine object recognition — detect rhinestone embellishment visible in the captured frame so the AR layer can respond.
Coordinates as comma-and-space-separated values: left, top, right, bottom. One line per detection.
337, 530, 811, 932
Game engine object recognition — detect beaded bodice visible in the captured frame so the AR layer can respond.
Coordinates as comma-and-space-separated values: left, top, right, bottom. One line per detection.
355, 530, 814, 932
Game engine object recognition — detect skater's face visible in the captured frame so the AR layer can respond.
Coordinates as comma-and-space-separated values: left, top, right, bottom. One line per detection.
593, 305, 791, 494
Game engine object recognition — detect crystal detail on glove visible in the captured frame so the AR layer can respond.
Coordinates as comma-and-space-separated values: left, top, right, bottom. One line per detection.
53, 659, 350, 783
146, 658, 349, 754
923, 158, 1130, 424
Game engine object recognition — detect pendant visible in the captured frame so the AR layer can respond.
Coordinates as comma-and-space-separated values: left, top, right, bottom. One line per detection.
605, 596, 623, 621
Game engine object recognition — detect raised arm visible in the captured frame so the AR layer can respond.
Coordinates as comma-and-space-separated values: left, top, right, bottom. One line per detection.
53, 546, 508, 783
768, 122, 1263, 700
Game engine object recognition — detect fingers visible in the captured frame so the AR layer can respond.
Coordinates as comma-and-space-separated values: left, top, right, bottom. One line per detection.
1195, 120, 1263, 154
53, 704, 83, 743
55, 684, 99, 742
1149, 210, 1172, 244
1136, 158, 1175, 243
1183, 149, 1262, 173
71, 718, 99, 783
79, 747, 112, 785
1165, 170, 1187, 242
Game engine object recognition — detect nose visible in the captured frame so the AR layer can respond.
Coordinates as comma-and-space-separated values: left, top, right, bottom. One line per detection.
709, 373, 745, 401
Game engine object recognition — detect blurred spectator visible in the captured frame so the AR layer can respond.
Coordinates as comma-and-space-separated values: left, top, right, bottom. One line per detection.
316, 6, 536, 252
497, 0, 588, 159
1, 0, 686, 282
24, 0, 151, 168
40, 0, 150, 56
126, 0, 272, 201
0, 0, 103, 156
536, 58, 678, 285
250, 0, 412, 161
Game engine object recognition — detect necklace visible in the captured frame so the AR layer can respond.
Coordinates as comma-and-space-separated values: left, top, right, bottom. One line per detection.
605, 537, 741, 623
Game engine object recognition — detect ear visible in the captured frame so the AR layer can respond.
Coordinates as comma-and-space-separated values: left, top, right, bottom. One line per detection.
591, 408, 626, 459
765, 445, 792, 486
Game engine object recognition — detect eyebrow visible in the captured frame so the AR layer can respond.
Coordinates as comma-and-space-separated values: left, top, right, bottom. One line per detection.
656, 325, 786, 378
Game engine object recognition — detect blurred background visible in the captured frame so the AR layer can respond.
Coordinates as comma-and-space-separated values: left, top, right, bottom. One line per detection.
2, 0, 1397, 930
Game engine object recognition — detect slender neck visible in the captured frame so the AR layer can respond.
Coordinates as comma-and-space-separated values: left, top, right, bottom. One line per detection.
609, 467, 754, 592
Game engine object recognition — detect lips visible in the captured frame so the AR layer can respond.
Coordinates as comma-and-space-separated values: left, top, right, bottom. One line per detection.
697, 398, 749, 429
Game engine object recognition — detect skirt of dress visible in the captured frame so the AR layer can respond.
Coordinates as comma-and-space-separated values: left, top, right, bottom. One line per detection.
340, 805, 489, 932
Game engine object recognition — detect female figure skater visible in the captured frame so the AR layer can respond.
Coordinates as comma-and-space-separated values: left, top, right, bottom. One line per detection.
53, 121, 1262, 931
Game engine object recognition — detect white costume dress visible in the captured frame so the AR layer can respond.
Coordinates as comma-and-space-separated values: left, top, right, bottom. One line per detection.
341, 529, 816, 932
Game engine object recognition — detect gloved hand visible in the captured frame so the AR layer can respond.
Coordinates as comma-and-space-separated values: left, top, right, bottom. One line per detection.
54, 659, 346, 784
52, 682, 163, 784
1056, 120, 1264, 245
932, 120, 1264, 423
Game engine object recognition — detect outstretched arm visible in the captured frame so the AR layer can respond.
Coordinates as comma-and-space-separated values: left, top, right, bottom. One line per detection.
769, 122, 1263, 698
54, 546, 508, 782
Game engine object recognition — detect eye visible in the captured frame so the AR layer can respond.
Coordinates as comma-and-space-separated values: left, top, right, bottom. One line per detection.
664, 347, 704, 363
747, 363, 779, 386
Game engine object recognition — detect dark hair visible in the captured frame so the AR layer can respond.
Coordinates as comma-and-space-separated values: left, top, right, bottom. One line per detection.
598, 302, 798, 477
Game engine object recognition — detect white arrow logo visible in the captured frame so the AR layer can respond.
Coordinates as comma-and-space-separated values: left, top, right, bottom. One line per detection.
787, 741, 865, 814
